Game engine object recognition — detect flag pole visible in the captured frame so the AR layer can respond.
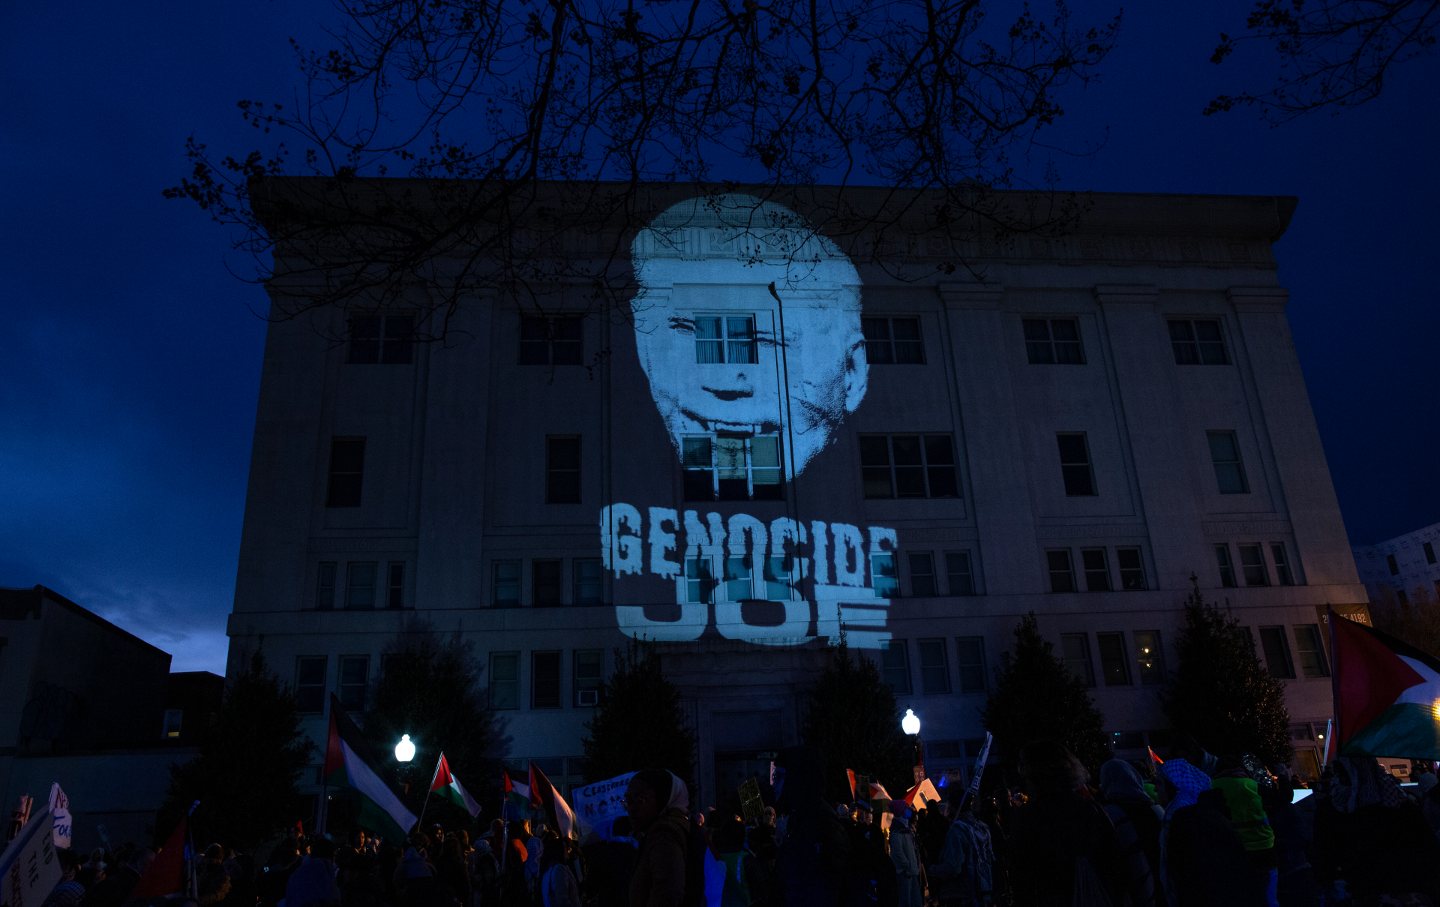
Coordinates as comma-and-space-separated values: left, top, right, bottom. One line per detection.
415, 753, 442, 832
1327, 606, 1342, 763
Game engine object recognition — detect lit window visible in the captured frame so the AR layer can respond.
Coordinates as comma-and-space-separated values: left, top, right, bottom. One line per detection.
1023, 318, 1084, 364
162, 709, 184, 739
1133, 630, 1165, 686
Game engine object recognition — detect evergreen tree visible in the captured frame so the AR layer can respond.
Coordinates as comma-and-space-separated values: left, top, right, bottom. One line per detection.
983, 613, 1110, 775
1163, 581, 1292, 764
365, 621, 507, 822
582, 642, 695, 784
800, 641, 913, 802
163, 653, 314, 848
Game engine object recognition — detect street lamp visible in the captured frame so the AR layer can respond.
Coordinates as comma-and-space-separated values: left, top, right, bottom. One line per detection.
901, 709, 925, 783
395, 734, 416, 763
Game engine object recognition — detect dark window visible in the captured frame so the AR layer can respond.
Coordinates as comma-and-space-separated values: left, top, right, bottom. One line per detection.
493, 560, 521, 607
532, 560, 562, 606
532, 651, 562, 709
1056, 433, 1096, 496
347, 314, 414, 365
1117, 547, 1147, 591
326, 437, 366, 507
1061, 633, 1095, 686
573, 650, 603, 707
489, 652, 519, 710
316, 562, 337, 610
918, 638, 951, 694
956, 637, 987, 693
683, 435, 783, 501
295, 656, 326, 713
1387, 554, 1399, 575
1239, 544, 1268, 586
1081, 548, 1111, 592
1271, 543, 1295, 586
863, 316, 925, 364
1023, 318, 1085, 364
1425, 542, 1437, 565
1134, 630, 1165, 685
1259, 627, 1296, 679
386, 562, 405, 609
694, 315, 757, 364
1207, 431, 1250, 494
880, 640, 912, 695
1169, 319, 1229, 365
1047, 549, 1076, 593
574, 558, 603, 606
946, 551, 977, 596
338, 655, 369, 711
859, 434, 959, 499
1097, 632, 1131, 686
546, 436, 581, 504
1216, 545, 1237, 588
1294, 625, 1330, 678
909, 553, 937, 597
519, 316, 583, 365
345, 562, 377, 609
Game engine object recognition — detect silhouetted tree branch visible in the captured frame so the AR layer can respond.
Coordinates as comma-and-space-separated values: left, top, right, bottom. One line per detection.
1208, 0, 1440, 119
166, 0, 1120, 335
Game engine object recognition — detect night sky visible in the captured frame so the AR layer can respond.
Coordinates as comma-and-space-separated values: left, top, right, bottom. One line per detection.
3, 3, 1436, 675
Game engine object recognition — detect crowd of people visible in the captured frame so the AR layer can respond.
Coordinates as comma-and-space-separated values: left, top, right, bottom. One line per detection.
27, 747, 1440, 907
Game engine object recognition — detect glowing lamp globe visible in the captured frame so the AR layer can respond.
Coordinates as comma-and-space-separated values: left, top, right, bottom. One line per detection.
395, 734, 416, 763
901, 709, 921, 736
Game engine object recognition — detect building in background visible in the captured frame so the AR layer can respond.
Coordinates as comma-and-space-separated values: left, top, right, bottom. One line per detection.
0, 586, 220, 848
227, 181, 1368, 802
1354, 520, 1440, 610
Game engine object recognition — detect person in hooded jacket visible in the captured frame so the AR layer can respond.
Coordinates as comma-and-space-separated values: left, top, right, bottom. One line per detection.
1098, 759, 1162, 907
627, 769, 692, 907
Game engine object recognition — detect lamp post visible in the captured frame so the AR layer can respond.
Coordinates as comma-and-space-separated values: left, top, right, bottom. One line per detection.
395, 734, 417, 801
902, 709, 924, 783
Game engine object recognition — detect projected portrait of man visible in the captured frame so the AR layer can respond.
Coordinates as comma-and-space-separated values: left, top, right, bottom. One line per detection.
629, 195, 869, 480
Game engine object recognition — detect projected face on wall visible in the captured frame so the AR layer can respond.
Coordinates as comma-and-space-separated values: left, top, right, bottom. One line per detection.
629, 195, 868, 476
603, 195, 895, 649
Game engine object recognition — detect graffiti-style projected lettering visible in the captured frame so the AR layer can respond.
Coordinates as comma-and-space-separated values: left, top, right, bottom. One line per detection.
605, 193, 896, 648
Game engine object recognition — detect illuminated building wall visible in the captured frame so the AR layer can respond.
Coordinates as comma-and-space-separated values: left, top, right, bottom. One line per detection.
228, 182, 1365, 800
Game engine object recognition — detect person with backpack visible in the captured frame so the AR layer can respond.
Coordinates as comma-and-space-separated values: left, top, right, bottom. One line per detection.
927, 800, 994, 907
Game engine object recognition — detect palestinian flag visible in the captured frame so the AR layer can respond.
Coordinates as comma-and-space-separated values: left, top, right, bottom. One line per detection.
130, 814, 191, 899
1332, 610, 1440, 759
324, 696, 418, 838
529, 762, 579, 840
430, 753, 482, 818
503, 769, 532, 819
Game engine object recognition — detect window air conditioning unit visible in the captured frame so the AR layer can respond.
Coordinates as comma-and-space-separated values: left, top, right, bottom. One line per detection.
577, 689, 599, 707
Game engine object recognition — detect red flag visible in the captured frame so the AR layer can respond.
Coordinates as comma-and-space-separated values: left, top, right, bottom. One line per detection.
846, 769, 857, 801
131, 815, 188, 899
529, 763, 579, 840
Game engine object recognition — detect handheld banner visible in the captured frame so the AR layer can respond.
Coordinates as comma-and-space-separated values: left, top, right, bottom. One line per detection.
570, 772, 636, 839
961, 732, 993, 806
0, 810, 58, 907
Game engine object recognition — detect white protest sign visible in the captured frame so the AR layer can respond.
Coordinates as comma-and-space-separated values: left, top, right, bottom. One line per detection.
570, 772, 635, 838
47, 785, 69, 851
0, 810, 59, 907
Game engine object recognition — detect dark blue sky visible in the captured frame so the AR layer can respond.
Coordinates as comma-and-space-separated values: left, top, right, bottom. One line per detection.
3, 3, 1436, 675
